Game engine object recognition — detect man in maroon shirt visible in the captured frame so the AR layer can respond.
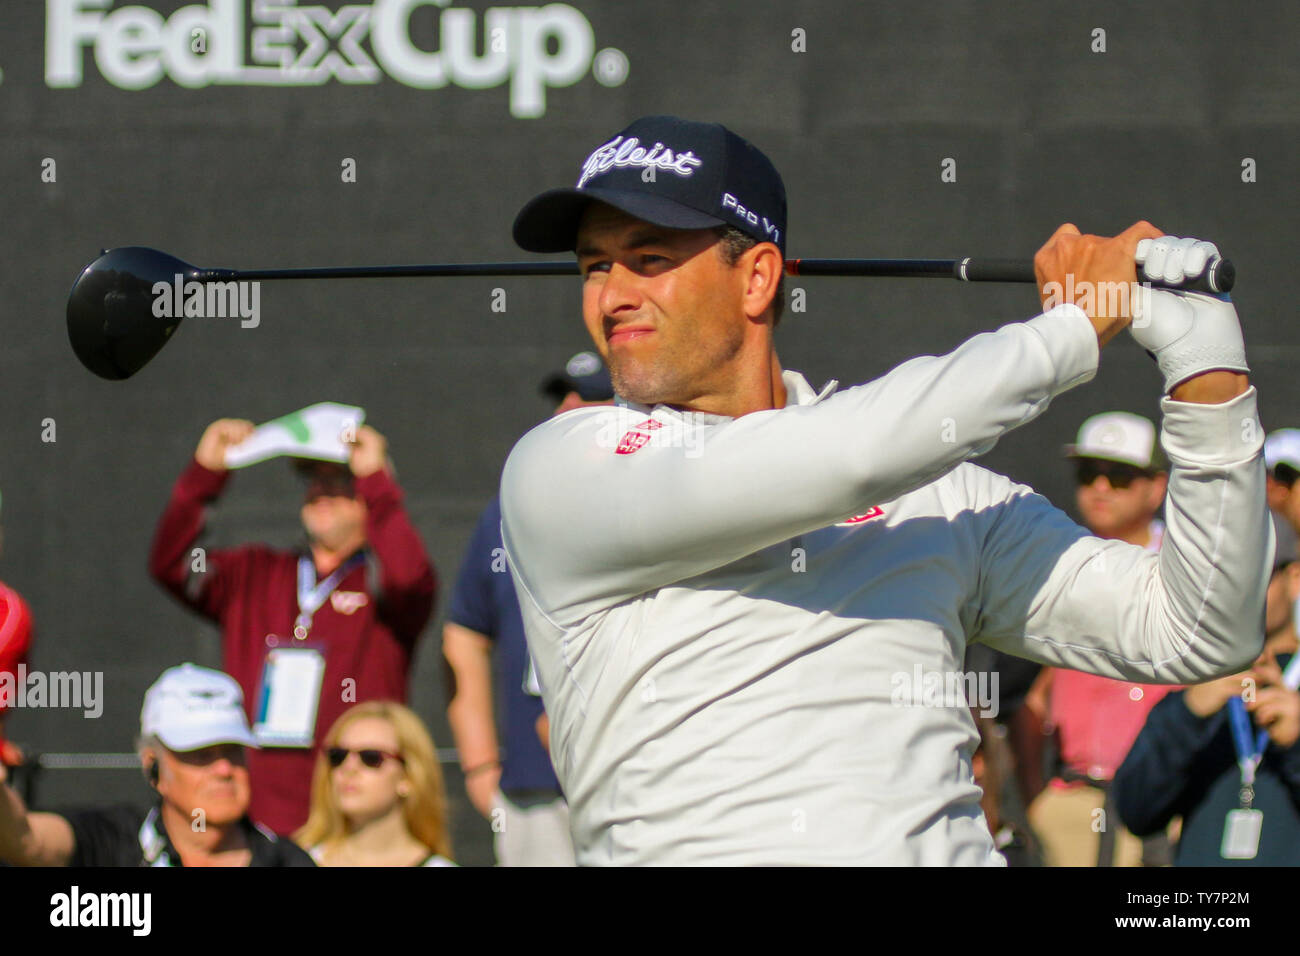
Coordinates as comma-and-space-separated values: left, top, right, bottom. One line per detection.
149, 418, 436, 834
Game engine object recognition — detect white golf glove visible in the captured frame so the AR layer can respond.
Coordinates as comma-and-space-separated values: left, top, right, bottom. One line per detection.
1129, 236, 1248, 393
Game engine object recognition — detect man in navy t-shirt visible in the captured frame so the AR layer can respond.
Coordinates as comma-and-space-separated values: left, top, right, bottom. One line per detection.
443, 352, 613, 865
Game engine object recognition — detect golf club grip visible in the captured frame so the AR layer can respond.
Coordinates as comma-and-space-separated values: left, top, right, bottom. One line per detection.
955, 255, 1235, 293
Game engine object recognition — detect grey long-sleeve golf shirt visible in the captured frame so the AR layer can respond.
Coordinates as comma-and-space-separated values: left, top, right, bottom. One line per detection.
501, 303, 1270, 865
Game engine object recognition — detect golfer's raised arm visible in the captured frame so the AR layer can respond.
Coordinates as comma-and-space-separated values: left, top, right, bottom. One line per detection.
971, 385, 1271, 683
502, 304, 1098, 621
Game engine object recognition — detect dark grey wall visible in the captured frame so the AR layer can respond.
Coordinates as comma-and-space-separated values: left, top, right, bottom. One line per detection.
2, 0, 1297, 864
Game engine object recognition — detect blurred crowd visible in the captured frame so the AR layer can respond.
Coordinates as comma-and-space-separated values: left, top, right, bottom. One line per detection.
970, 419, 1300, 866
1, 353, 1298, 867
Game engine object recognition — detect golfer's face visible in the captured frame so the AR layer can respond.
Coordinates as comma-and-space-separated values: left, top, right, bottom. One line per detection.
576, 203, 747, 407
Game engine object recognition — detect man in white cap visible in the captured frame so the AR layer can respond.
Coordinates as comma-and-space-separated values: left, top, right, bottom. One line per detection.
0, 663, 314, 866
1024, 412, 1176, 866
1066, 411, 1169, 546
1265, 429, 1300, 538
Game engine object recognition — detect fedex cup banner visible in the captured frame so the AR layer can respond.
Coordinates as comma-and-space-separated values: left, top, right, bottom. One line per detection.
46, 0, 630, 117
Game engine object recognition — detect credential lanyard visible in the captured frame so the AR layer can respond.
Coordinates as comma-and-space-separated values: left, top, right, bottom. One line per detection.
1284, 645, 1300, 691
1227, 696, 1269, 802
295, 553, 365, 640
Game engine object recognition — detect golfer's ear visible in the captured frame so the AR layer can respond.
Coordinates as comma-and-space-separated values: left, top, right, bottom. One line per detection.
742, 243, 783, 320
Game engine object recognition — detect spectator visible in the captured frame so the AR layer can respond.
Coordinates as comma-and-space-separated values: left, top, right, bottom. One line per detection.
149, 418, 436, 834
1026, 411, 1176, 865
1264, 429, 1300, 545
442, 351, 613, 866
0, 663, 313, 866
0, 490, 34, 768
295, 701, 454, 866
971, 711, 1035, 866
1114, 540, 1300, 865
962, 643, 1048, 844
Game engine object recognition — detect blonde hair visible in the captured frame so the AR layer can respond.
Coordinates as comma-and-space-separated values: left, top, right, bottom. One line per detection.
295, 701, 453, 860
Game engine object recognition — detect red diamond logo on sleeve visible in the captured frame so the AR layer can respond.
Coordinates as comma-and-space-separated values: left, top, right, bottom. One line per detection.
836, 506, 884, 526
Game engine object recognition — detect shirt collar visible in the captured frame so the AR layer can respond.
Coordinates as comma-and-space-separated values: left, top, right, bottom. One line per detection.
138, 804, 175, 866
138, 802, 272, 867
781, 369, 839, 407
617, 370, 838, 423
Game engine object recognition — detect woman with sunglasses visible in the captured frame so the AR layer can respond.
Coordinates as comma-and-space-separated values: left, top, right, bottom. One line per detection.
295, 701, 455, 866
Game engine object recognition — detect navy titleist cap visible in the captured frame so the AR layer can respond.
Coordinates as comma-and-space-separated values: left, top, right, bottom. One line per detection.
513, 115, 787, 255
540, 350, 614, 403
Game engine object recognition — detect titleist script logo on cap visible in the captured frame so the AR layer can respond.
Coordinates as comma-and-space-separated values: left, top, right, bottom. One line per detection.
577, 136, 704, 188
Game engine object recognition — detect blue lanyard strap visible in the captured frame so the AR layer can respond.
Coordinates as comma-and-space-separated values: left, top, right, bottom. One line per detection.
296, 553, 366, 633
1284, 651, 1300, 691
1227, 695, 1269, 789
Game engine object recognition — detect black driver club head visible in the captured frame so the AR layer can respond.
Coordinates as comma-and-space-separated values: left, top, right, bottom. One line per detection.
66, 246, 197, 380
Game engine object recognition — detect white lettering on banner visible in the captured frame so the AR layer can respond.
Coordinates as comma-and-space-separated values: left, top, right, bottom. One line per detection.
577, 136, 703, 188
44, 0, 625, 117
720, 192, 780, 245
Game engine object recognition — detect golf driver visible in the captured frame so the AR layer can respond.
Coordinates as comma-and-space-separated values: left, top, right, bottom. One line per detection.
65, 245, 1235, 381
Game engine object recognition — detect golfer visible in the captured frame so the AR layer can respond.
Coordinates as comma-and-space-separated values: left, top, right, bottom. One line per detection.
500, 115, 1269, 865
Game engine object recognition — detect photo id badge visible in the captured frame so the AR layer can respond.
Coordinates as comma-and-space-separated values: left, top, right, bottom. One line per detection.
1220, 808, 1263, 860
253, 646, 326, 748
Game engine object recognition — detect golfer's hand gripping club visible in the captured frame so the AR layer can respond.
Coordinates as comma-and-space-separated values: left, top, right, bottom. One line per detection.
1129, 236, 1249, 394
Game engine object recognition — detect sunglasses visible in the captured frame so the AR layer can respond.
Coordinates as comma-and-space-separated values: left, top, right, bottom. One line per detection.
1075, 459, 1150, 489
1274, 464, 1300, 489
326, 747, 404, 770
304, 478, 356, 501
